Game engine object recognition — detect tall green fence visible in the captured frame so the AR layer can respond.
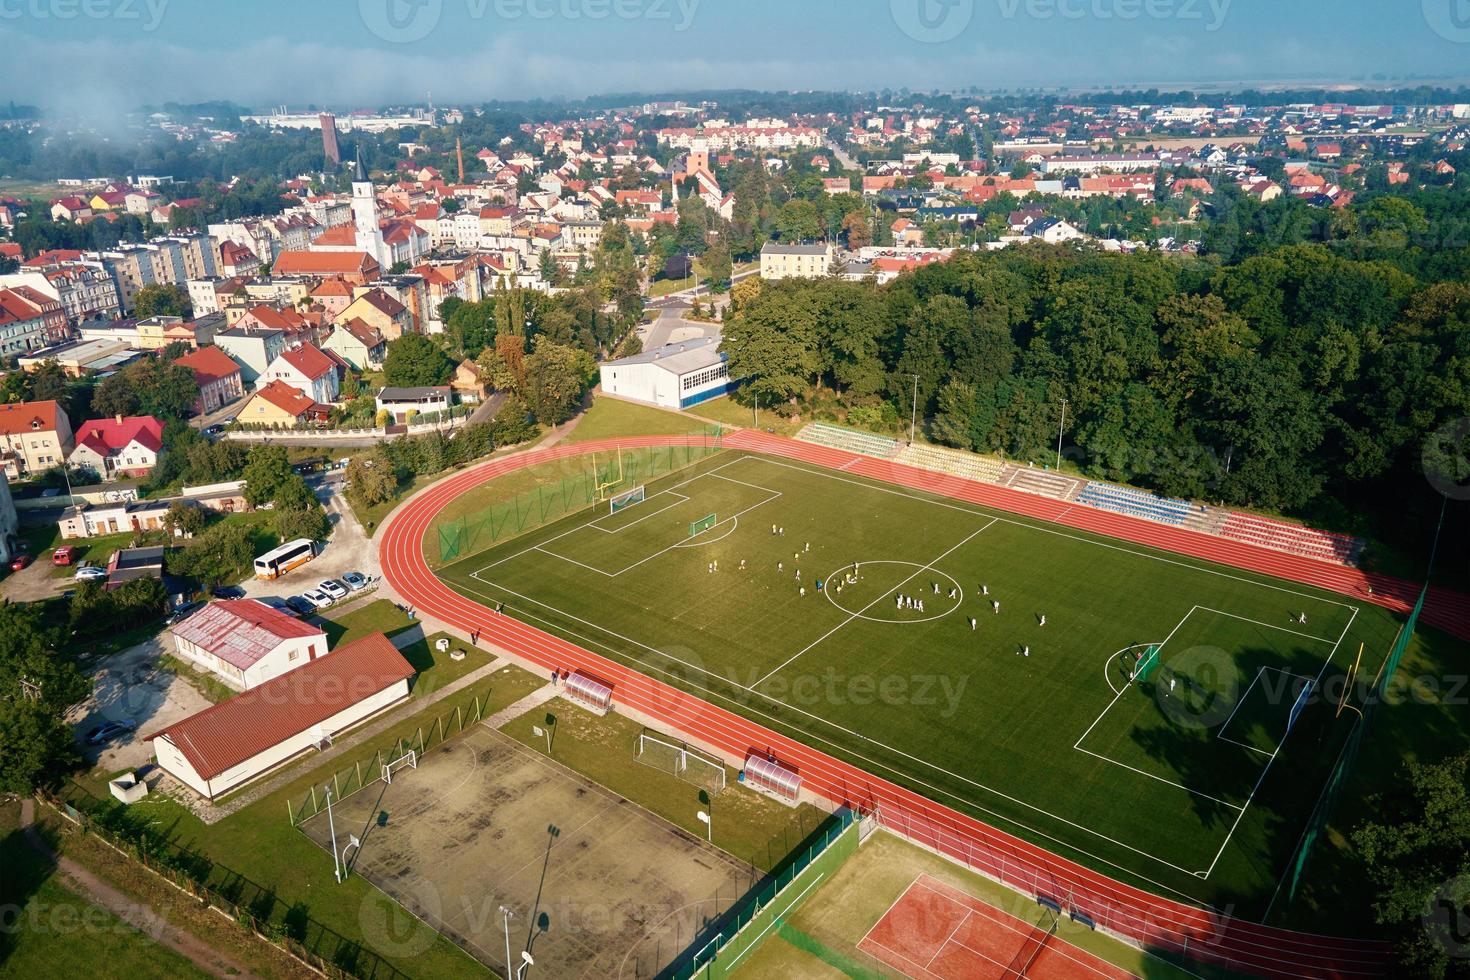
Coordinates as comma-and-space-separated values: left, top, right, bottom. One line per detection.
1278, 583, 1428, 909
436, 431, 724, 564
674, 808, 859, 980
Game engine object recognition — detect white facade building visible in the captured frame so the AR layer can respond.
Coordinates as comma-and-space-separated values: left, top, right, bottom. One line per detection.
169, 599, 329, 691
599, 338, 731, 410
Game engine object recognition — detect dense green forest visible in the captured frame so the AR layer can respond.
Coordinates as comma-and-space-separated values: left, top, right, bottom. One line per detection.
721, 191, 1470, 564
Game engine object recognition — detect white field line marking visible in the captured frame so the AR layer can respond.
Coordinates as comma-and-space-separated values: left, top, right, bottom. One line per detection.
748, 454, 1358, 614
722, 871, 831, 971
751, 519, 996, 687
452, 574, 1209, 889
1073, 608, 1198, 750
456, 456, 1352, 888
1072, 746, 1245, 810
927, 909, 975, 971
1215, 666, 1318, 753
1201, 605, 1358, 879
587, 491, 688, 532
474, 457, 753, 573
1195, 607, 1338, 644
857, 877, 926, 950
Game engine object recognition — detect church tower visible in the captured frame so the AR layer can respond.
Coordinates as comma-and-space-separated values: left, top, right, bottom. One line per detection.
351, 150, 389, 269
686, 136, 710, 180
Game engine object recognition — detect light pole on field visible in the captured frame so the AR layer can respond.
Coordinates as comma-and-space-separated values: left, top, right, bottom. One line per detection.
1055, 398, 1067, 470
908, 374, 919, 445
500, 906, 515, 980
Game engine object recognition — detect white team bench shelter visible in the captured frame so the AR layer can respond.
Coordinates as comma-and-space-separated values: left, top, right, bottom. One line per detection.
598, 337, 731, 410
146, 632, 414, 800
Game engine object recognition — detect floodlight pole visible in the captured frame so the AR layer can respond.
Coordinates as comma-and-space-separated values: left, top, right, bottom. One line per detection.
500, 906, 515, 979
325, 786, 342, 883
908, 374, 919, 445
1055, 398, 1067, 470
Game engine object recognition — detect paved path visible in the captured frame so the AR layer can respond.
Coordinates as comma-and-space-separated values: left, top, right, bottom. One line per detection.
19, 798, 261, 979
480, 682, 559, 731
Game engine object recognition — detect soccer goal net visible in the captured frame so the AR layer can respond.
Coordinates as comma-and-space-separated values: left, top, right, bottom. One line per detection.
383, 750, 417, 784
636, 732, 727, 794
1132, 644, 1161, 685
689, 513, 717, 537
609, 485, 646, 514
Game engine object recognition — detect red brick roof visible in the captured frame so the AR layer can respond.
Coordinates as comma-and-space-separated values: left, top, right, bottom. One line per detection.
278, 342, 336, 381
174, 345, 242, 385
250, 379, 317, 417
0, 400, 62, 436
147, 632, 414, 781
272, 250, 379, 277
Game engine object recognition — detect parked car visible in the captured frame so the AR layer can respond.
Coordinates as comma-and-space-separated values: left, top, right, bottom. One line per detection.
303, 588, 334, 610
257, 595, 297, 617
285, 595, 316, 616
341, 571, 369, 591
204, 424, 225, 436
211, 584, 246, 600
165, 600, 204, 626
52, 545, 81, 566
74, 564, 108, 582
85, 719, 134, 745
319, 579, 349, 601
9, 553, 31, 571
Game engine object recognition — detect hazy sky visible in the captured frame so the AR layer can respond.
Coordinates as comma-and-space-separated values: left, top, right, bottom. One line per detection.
3, 0, 1469, 115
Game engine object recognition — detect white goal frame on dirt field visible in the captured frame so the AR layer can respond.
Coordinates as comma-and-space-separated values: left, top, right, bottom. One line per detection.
636, 731, 727, 793
609, 485, 646, 514
383, 750, 418, 784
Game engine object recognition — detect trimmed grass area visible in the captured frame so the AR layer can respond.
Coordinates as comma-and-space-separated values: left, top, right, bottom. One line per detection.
439, 449, 1411, 913
563, 393, 716, 444
59, 664, 546, 979
159, 653, 238, 704
499, 704, 828, 874
0, 801, 211, 980
733, 831, 1214, 980
647, 258, 708, 297
317, 597, 414, 647
688, 395, 805, 437
397, 630, 491, 697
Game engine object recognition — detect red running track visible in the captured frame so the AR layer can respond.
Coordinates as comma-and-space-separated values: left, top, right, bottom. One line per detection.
379, 432, 1439, 979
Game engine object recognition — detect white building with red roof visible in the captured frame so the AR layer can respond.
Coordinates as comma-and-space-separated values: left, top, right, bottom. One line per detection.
260, 342, 342, 404
148, 630, 414, 799
169, 598, 329, 691
67, 414, 163, 479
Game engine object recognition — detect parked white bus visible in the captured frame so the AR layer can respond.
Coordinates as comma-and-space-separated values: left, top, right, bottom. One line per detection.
253, 539, 317, 580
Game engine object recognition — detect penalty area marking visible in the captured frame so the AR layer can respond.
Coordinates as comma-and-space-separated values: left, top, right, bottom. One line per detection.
674, 516, 739, 547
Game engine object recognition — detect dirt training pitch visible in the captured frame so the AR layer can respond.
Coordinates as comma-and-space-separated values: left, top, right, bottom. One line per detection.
300, 725, 758, 977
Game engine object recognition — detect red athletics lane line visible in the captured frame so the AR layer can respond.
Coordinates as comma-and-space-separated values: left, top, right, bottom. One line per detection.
379, 435, 1399, 979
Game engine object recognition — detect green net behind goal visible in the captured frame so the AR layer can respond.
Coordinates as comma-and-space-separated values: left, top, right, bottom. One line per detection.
689, 513, 717, 536
1134, 644, 1161, 684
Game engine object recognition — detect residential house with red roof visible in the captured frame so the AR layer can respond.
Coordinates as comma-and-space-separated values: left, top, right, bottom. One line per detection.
260, 342, 343, 404
238, 379, 330, 428
168, 598, 330, 691
68, 415, 164, 479
339, 287, 412, 341
0, 288, 52, 356
0, 400, 74, 479
321, 316, 387, 370
310, 277, 355, 321
174, 345, 246, 414
147, 631, 414, 799
2, 285, 68, 345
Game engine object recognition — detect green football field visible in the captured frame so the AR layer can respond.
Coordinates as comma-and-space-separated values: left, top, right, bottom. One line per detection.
437, 451, 1403, 912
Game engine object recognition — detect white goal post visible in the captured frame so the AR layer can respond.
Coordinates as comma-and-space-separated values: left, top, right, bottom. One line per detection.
609, 484, 646, 514
383, 750, 418, 784
636, 732, 727, 794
